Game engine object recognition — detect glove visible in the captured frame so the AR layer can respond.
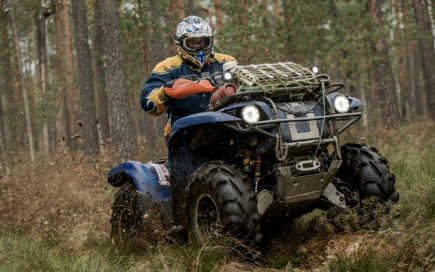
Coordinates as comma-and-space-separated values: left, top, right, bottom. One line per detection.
163, 78, 217, 99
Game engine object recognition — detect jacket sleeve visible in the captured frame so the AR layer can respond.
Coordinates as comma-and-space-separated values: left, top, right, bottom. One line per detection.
140, 56, 183, 115
140, 72, 173, 115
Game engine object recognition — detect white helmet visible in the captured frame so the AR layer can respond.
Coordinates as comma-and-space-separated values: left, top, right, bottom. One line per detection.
174, 16, 213, 68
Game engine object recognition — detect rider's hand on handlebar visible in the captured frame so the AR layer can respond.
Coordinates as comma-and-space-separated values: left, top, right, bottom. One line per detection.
164, 79, 177, 88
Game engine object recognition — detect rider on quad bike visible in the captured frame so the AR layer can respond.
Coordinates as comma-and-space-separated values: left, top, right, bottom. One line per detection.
140, 15, 236, 140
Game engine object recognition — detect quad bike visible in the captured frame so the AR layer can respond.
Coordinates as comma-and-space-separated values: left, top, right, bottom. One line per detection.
107, 61, 399, 247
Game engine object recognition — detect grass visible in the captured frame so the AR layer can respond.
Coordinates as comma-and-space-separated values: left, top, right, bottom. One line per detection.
0, 119, 434, 271
0, 230, 133, 272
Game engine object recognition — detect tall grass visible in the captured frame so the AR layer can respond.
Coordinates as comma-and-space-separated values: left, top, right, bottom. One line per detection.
325, 120, 435, 271
0, 230, 134, 272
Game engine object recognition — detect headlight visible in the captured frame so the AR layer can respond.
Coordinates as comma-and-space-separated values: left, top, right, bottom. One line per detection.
223, 71, 233, 81
334, 95, 350, 113
241, 105, 260, 123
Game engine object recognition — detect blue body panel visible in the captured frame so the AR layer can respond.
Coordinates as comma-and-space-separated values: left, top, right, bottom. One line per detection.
107, 161, 171, 201
171, 111, 241, 136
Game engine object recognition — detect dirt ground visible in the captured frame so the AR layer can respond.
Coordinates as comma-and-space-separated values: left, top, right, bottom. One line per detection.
0, 152, 114, 251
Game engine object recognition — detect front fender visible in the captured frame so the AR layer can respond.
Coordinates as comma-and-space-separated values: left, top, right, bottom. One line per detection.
170, 111, 241, 137
107, 161, 171, 201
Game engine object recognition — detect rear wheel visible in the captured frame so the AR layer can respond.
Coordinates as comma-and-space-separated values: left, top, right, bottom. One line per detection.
110, 183, 170, 246
185, 161, 262, 247
110, 183, 146, 246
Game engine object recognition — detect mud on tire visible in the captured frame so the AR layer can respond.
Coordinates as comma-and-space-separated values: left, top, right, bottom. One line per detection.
185, 161, 262, 247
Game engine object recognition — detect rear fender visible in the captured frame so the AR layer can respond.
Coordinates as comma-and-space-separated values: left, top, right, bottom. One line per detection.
107, 161, 171, 201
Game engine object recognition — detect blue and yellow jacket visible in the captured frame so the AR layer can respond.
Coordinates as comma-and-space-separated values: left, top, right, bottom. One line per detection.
140, 53, 237, 136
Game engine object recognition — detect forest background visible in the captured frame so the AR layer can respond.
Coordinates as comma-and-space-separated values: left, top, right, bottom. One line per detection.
0, 0, 434, 166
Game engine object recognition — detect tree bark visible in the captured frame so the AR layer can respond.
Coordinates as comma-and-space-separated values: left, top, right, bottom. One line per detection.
273, 0, 280, 20
10, 4, 36, 163
93, 0, 109, 147
37, 1, 54, 154
54, 0, 71, 149
61, 0, 78, 145
0, 1, 11, 155
367, 0, 401, 127
137, 0, 156, 157
0, 1, 10, 173
215, 0, 223, 31
412, 0, 435, 120
101, 0, 132, 160
394, 0, 408, 120
71, 0, 99, 156
171, 0, 185, 22
137, 0, 151, 75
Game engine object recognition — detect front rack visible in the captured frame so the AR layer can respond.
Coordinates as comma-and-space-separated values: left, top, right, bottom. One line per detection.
230, 61, 323, 89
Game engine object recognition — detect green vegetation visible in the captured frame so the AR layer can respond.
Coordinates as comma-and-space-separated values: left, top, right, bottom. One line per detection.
0, 120, 434, 271
0, 231, 133, 272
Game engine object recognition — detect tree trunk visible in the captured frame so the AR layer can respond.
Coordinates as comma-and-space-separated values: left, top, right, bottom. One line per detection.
412, 0, 435, 120
0, 1, 10, 173
37, 1, 54, 154
54, 0, 71, 149
101, 0, 132, 160
137, 0, 155, 157
71, 0, 99, 156
93, 0, 109, 148
394, 0, 408, 120
61, 0, 78, 146
215, 0, 223, 32
171, 0, 185, 22
273, 0, 280, 20
137, 0, 151, 74
367, 0, 401, 127
0, 1, 12, 156
10, 4, 36, 163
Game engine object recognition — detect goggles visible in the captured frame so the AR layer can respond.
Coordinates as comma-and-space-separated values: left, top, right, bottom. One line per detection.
182, 37, 213, 52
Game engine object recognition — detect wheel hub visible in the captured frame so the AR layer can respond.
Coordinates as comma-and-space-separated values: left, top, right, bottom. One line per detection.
196, 195, 220, 240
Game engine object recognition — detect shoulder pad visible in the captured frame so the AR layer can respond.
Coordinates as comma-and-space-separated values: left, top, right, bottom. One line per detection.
153, 55, 183, 74
212, 53, 238, 63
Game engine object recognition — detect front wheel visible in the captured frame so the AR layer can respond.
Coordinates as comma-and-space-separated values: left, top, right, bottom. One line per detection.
337, 142, 399, 205
185, 161, 262, 247
328, 143, 399, 229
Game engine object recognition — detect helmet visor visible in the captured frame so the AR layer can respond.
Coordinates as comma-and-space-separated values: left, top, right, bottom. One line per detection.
182, 37, 212, 52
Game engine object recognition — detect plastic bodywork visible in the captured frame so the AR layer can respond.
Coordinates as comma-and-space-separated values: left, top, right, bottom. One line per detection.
107, 161, 171, 201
